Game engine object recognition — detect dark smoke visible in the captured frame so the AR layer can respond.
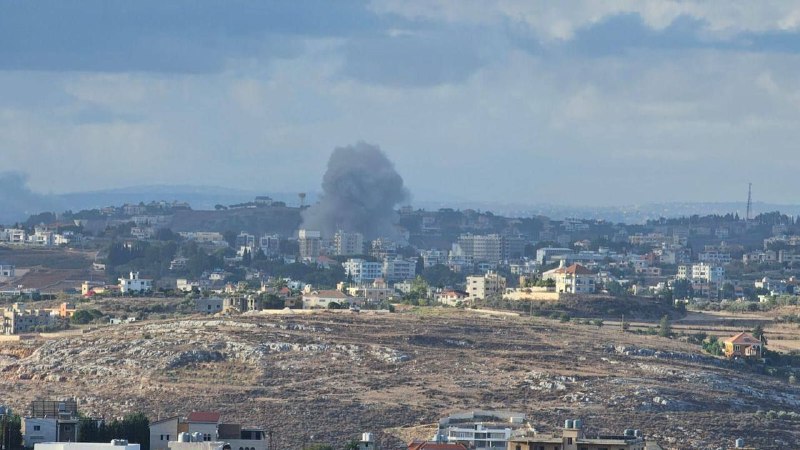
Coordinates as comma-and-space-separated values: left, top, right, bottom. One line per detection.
0, 172, 60, 225
301, 142, 409, 239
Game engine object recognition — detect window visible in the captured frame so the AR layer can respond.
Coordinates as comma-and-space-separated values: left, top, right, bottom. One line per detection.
567, 438, 573, 445
160, 435, 164, 441
34, 426, 41, 431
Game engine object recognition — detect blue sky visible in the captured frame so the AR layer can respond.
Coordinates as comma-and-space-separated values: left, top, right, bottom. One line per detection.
2, 0, 800, 206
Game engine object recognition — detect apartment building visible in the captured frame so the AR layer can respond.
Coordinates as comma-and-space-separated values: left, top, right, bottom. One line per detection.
343, 259, 383, 284
334, 230, 365, 256
466, 271, 507, 300
2, 303, 56, 335
22, 400, 80, 448
676, 263, 725, 284
298, 229, 322, 260
382, 258, 417, 282
458, 234, 524, 264
535, 248, 573, 265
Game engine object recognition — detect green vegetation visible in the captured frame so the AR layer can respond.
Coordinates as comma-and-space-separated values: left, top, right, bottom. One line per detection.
0, 414, 23, 450
71, 309, 104, 324
658, 315, 672, 337
79, 413, 150, 450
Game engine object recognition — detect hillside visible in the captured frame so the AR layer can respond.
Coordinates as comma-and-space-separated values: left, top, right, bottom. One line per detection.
0, 309, 797, 449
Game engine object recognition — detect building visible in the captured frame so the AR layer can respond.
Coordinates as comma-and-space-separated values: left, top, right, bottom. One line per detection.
343, 259, 383, 284
150, 412, 267, 450
436, 289, 469, 306
259, 234, 280, 257
35, 443, 140, 450
421, 250, 449, 268
334, 230, 365, 256
58, 303, 76, 319
457, 234, 503, 264
0, 263, 15, 280
346, 279, 395, 303
195, 297, 224, 314
2, 303, 56, 335
119, 272, 153, 294
677, 263, 725, 283
302, 288, 360, 309
535, 248, 573, 266
722, 332, 764, 359
22, 400, 80, 448
298, 230, 322, 260
466, 271, 507, 300
382, 258, 417, 282
542, 263, 598, 294
698, 250, 732, 265
437, 411, 527, 450
507, 420, 654, 450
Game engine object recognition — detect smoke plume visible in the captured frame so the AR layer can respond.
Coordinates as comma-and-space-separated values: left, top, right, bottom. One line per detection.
0, 172, 60, 225
301, 142, 409, 239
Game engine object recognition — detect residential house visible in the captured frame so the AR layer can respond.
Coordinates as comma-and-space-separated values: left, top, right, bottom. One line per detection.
22, 400, 80, 448
343, 259, 383, 284
119, 272, 153, 294
302, 288, 361, 309
722, 332, 764, 359
2, 303, 57, 335
436, 289, 469, 306
542, 263, 598, 294
0, 263, 15, 280
408, 443, 467, 450
437, 411, 528, 450
35, 443, 140, 450
195, 297, 224, 314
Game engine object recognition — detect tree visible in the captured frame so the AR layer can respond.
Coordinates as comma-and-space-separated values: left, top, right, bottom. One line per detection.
121, 413, 150, 450
672, 279, 693, 300
1, 414, 23, 450
721, 282, 736, 300
605, 281, 627, 297
752, 323, 766, 341
658, 315, 672, 337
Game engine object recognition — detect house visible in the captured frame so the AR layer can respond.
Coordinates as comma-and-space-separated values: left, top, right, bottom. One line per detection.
22, 400, 80, 448
722, 332, 764, 359
58, 303, 76, 319
195, 297, 223, 314
437, 289, 469, 306
302, 288, 362, 309
150, 412, 267, 450
119, 272, 153, 294
437, 411, 527, 450
2, 303, 57, 335
542, 263, 598, 294
0, 263, 15, 280
507, 419, 658, 450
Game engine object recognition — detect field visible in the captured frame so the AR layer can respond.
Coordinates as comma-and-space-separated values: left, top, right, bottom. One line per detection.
0, 307, 798, 450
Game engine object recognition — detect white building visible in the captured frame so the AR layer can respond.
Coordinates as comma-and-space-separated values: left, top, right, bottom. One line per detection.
0, 263, 15, 280
151, 412, 266, 450
466, 271, 507, 300
677, 263, 725, 284
119, 272, 153, 294
420, 250, 448, 268
259, 234, 280, 256
343, 259, 383, 284
35, 442, 140, 450
382, 258, 417, 282
535, 247, 573, 265
437, 411, 527, 450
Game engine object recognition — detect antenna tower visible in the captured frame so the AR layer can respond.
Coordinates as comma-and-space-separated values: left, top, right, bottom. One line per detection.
746, 183, 752, 221
298, 192, 307, 208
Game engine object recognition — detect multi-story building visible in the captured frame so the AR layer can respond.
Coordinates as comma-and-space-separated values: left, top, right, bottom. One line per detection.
0, 263, 15, 280
259, 234, 281, 257
178, 232, 227, 246
421, 250, 448, 268
382, 258, 417, 282
698, 251, 732, 265
2, 303, 56, 335
437, 411, 527, 450
22, 400, 80, 448
466, 271, 507, 300
542, 262, 598, 294
298, 229, 322, 260
119, 272, 153, 294
507, 420, 654, 450
150, 412, 268, 450
676, 263, 725, 284
535, 248, 573, 266
334, 230, 365, 256
343, 259, 383, 284
457, 234, 522, 263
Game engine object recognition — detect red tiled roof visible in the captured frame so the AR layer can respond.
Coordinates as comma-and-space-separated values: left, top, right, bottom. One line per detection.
550, 263, 595, 275
187, 412, 221, 423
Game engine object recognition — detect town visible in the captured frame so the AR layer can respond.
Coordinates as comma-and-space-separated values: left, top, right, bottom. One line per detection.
1, 193, 798, 449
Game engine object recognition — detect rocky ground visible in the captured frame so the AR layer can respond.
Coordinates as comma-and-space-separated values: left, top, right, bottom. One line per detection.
0, 308, 797, 449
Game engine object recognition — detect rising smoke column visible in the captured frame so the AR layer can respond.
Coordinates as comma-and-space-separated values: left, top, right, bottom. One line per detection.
0, 171, 60, 225
301, 142, 409, 239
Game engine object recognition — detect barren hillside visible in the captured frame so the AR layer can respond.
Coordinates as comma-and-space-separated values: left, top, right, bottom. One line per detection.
0, 309, 797, 449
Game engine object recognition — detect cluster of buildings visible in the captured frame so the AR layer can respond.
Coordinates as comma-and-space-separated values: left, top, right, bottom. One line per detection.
1, 302, 75, 335
0, 227, 74, 247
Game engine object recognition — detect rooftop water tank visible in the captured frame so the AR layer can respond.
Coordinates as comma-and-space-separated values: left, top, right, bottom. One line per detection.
573, 419, 582, 429
564, 420, 573, 429
179, 433, 191, 443
362, 433, 373, 443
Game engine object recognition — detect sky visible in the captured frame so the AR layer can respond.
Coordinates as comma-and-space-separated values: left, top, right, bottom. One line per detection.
2, 0, 800, 207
